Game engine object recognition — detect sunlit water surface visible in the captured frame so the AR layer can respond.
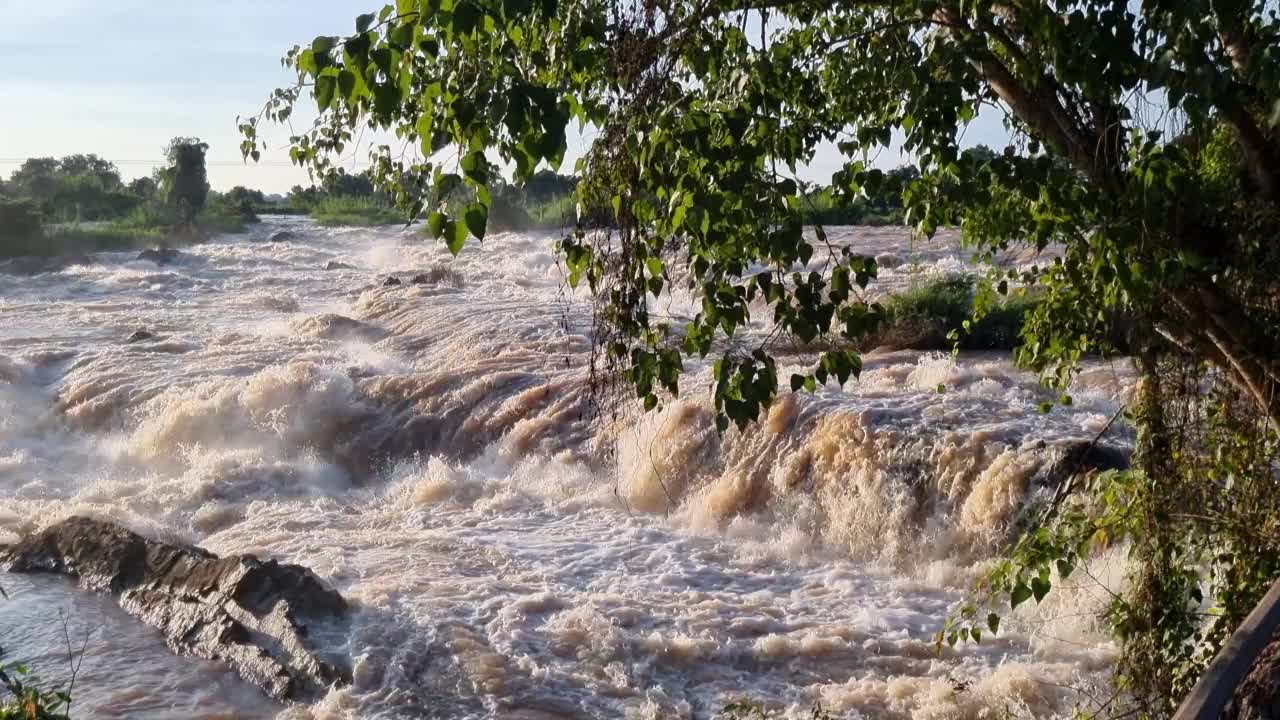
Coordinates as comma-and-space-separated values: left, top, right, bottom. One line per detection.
0, 219, 1132, 719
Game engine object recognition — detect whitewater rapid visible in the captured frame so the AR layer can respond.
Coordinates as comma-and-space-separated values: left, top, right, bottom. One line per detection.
0, 218, 1132, 719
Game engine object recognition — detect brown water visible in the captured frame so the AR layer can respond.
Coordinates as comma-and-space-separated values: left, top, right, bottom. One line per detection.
0, 219, 1132, 718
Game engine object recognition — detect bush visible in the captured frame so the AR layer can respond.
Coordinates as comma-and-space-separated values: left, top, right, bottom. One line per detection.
1, 661, 70, 719
868, 276, 1038, 351
0, 200, 45, 257
310, 197, 404, 226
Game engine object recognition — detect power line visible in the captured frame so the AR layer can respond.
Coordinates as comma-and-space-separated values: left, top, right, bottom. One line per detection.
0, 158, 372, 168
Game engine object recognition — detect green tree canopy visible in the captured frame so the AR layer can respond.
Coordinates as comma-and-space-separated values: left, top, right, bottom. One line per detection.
244, 2, 1280, 711
161, 137, 209, 227
245, 0, 1280, 430
7, 158, 62, 205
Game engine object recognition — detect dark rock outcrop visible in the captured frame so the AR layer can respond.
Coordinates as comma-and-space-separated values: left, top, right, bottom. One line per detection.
409, 267, 464, 287
126, 330, 155, 344
1224, 632, 1280, 719
2, 517, 350, 701
324, 261, 356, 271
382, 276, 402, 287
268, 231, 298, 243
137, 247, 180, 265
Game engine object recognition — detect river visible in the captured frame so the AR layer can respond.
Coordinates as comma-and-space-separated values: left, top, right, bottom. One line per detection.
0, 218, 1131, 718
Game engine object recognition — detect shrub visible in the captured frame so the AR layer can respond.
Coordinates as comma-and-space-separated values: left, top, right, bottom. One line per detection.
310, 196, 404, 226
0, 661, 70, 720
0, 200, 45, 257
868, 276, 1039, 351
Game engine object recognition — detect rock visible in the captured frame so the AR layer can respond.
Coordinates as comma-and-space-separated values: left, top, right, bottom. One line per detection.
324, 261, 356, 271
874, 252, 902, 269
289, 314, 387, 343
2, 517, 350, 701
409, 267, 464, 287
126, 330, 155, 344
137, 247, 180, 265
383, 276, 402, 287
1225, 629, 1280, 719
268, 231, 298, 243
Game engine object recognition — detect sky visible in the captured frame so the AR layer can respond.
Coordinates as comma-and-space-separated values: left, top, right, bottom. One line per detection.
0, 1, 1009, 194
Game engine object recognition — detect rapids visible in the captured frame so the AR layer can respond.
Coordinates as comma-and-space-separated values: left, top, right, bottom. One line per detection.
0, 218, 1132, 719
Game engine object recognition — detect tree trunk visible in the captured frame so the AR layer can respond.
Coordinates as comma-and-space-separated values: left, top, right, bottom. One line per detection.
1159, 283, 1280, 430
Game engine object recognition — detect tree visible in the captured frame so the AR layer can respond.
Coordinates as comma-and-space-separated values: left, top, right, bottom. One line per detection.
161, 138, 209, 228
321, 169, 376, 197
245, 3, 1280, 707
287, 184, 323, 209
127, 176, 158, 199
243, 0, 1278, 427
58, 154, 121, 190
226, 185, 267, 207
7, 158, 61, 207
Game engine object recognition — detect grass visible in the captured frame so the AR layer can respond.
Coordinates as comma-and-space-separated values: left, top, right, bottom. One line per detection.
0, 199, 255, 260
798, 188, 905, 226
310, 197, 405, 226
525, 193, 577, 228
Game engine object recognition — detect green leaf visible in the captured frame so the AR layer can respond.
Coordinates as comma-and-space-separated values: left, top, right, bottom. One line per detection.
463, 202, 488, 241
1010, 581, 1033, 608
427, 211, 446, 239
1030, 576, 1051, 603
312, 36, 337, 54
315, 75, 337, 109
446, 220, 468, 255
460, 150, 486, 181
987, 613, 1000, 634
338, 69, 357, 100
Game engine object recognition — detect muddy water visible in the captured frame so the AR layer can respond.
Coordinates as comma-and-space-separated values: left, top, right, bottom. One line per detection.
0, 219, 1131, 718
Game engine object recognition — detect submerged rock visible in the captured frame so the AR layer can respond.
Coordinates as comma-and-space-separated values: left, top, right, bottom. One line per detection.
268, 231, 298, 243
383, 276, 402, 287
2, 516, 350, 701
126, 330, 155, 344
324, 261, 356, 271
137, 247, 180, 265
289, 313, 387, 343
874, 252, 902, 269
410, 267, 464, 287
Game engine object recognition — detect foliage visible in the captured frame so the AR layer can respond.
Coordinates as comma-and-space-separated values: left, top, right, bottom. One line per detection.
160, 137, 210, 228
0, 662, 70, 720
0, 208, 41, 244
243, 0, 1280, 423
2, 155, 134, 223
247, 1, 1280, 711
322, 169, 378, 197
869, 276, 1039, 351
311, 196, 405, 226
941, 358, 1280, 715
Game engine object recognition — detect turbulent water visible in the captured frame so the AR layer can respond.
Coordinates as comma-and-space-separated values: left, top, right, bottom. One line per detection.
0, 219, 1133, 719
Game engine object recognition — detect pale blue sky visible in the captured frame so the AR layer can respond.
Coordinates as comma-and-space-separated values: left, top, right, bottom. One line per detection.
0, 1, 1006, 193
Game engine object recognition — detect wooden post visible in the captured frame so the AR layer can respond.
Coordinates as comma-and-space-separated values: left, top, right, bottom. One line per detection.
1174, 578, 1280, 719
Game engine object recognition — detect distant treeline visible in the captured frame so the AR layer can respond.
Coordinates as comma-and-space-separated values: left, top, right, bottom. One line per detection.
0, 142, 255, 259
